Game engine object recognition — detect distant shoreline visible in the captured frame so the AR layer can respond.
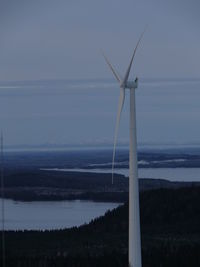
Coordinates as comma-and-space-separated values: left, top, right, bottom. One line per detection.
2, 176, 200, 202
4, 143, 200, 152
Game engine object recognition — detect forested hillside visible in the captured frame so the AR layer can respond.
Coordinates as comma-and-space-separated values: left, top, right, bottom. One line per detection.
1, 186, 200, 266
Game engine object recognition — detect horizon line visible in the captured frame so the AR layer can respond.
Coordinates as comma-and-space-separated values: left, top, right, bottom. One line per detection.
0, 77, 200, 85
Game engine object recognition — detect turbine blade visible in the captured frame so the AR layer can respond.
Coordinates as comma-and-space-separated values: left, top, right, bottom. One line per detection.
102, 51, 121, 83
112, 88, 125, 184
122, 29, 146, 86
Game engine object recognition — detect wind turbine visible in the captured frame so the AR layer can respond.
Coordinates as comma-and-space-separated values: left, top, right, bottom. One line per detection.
103, 31, 145, 267
1, 132, 5, 267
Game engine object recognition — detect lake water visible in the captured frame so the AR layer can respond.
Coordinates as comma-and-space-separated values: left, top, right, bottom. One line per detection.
0, 199, 120, 231
2, 166, 200, 231
41, 167, 200, 182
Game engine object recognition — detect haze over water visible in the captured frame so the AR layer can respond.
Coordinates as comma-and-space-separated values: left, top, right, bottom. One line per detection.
1, 79, 200, 148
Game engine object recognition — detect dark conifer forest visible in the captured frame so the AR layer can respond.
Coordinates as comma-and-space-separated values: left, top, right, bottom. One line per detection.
1, 186, 200, 267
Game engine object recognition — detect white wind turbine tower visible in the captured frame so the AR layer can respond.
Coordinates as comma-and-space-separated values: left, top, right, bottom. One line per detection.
103, 31, 145, 267
1, 132, 5, 267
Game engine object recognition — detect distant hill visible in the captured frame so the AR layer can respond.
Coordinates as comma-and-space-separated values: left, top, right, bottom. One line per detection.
2, 169, 200, 201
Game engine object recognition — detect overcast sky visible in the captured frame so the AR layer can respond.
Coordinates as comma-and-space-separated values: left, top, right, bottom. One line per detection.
0, 0, 200, 147
0, 0, 200, 81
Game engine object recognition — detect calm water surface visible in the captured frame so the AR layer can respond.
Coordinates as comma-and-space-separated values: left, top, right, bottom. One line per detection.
1, 199, 120, 231
42, 168, 200, 182
3, 167, 199, 231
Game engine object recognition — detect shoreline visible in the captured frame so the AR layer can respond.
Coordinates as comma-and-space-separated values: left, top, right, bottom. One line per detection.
1, 177, 200, 202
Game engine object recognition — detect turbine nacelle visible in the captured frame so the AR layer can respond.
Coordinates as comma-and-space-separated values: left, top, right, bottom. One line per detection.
102, 30, 145, 185
124, 78, 138, 89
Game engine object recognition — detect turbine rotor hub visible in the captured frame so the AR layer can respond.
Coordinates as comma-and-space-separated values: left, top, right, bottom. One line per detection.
125, 78, 138, 89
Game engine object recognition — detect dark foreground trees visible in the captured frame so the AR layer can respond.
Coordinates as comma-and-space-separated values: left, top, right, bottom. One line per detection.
1, 186, 200, 266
